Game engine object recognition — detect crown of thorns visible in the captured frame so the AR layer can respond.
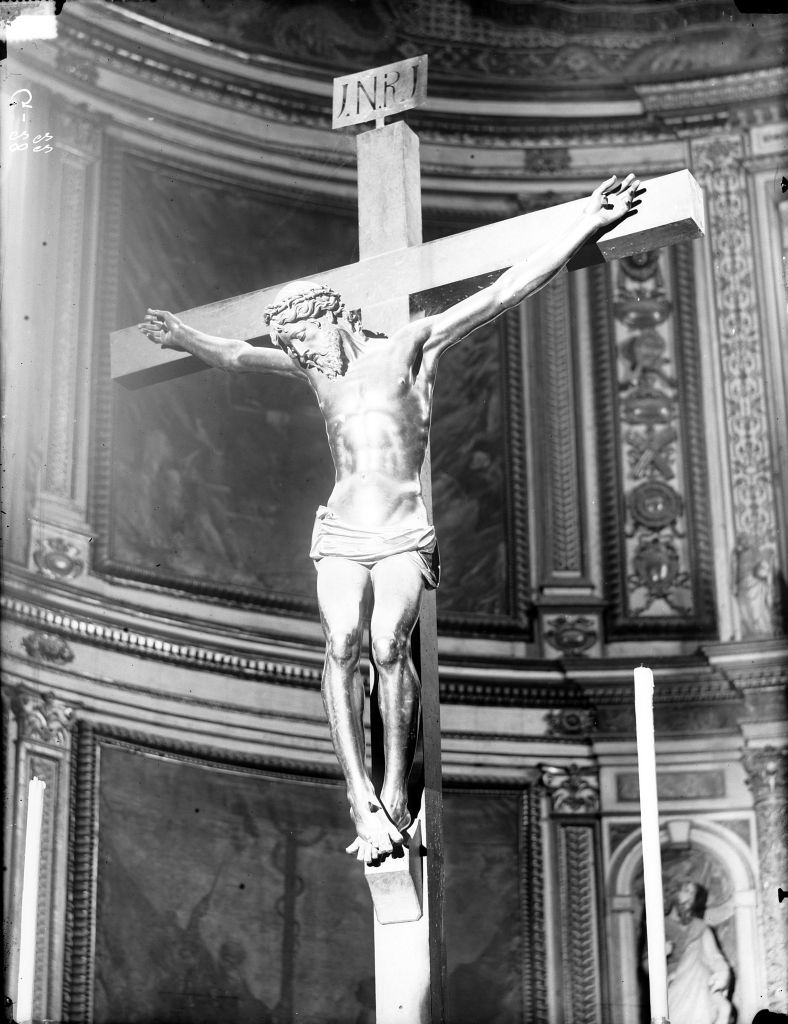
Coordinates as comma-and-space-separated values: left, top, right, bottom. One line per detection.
262, 284, 343, 326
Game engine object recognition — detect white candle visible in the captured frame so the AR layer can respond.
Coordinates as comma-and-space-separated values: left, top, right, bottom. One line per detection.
17, 776, 46, 1024
634, 666, 670, 1024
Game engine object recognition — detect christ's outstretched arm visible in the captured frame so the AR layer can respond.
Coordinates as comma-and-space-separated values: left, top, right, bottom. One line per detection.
412, 174, 640, 362
138, 308, 302, 377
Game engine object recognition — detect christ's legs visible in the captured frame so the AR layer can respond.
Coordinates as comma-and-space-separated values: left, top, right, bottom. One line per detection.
369, 553, 425, 834
315, 556, 403, 863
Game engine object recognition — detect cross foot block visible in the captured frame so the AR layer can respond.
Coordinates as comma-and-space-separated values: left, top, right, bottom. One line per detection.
364, 821, 424, 925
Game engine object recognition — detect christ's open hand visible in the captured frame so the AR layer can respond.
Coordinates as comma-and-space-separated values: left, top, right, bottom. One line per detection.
584, 173, 641, 228
138, 308, 188, 351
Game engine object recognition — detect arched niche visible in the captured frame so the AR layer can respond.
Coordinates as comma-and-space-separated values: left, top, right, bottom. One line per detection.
605, 816, 761, 1024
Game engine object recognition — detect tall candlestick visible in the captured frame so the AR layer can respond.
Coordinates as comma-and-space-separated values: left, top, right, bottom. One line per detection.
634, 666, 670, 1024
17, 776, 46, 1024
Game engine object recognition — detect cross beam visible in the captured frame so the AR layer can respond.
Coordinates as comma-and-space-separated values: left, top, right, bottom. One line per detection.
111, 169, 704, 388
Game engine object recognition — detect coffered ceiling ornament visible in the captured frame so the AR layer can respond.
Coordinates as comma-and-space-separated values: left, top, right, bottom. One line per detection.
138, 1, 788, 98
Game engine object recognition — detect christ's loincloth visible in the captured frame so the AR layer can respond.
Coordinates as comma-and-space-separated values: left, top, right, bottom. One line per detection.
310, 505, 440, 590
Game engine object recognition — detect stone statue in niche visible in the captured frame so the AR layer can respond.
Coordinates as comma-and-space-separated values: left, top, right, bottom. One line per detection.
732, 532, 774, 637
644, 881, 733, 1024
139, 175, 639, 864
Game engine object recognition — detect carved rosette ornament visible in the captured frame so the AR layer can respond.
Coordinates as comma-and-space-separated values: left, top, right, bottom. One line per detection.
540, 763, 600, 814
545, 708, 596, 738
31, 534, 85, 580
741, 746, 788, 1010
14, 690, 76, 747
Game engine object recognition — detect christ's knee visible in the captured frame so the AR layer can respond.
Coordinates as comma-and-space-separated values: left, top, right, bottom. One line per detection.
371, 630, 411, 671
324, 625, 362, 669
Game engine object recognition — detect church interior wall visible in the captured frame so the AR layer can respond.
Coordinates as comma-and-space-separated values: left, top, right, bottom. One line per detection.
2, 4, 787, 1022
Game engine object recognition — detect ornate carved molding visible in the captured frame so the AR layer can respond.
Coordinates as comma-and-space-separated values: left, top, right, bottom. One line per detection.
557, 822, 603, 1023
691, 133, 781, 637
520, 786, 548, 1023
2, 590, 323, 689
535, 273, 585, 582
590, 242, 716, 638
541, 763, 600, 814
638, 67, 788, 114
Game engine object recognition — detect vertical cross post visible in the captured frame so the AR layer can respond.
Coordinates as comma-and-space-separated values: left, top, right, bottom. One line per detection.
356, 120, 446, 1024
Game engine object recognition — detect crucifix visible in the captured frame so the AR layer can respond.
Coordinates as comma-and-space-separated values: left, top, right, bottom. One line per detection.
112, 53, 704, 1024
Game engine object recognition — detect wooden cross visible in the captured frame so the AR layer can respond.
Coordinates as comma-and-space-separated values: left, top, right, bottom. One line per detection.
111, 56, 704, 1024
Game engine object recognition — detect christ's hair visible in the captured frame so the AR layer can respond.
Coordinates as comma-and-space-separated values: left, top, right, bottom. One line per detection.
263, 284, 344, 329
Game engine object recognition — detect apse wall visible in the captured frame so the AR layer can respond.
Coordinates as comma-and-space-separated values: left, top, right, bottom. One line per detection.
2, 5, 787, 1024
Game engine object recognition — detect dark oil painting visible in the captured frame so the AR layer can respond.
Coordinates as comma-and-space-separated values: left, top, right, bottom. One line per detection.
93, 742, 526, 1024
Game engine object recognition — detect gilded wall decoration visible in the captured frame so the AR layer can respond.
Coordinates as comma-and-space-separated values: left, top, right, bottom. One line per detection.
96, 153, 530, 634
590, 243, 716, 638
691, 134, 780, 636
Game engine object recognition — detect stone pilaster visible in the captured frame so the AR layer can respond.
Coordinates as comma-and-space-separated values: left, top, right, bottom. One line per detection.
741, 745, 788, 1010
541, 764, 604, 1024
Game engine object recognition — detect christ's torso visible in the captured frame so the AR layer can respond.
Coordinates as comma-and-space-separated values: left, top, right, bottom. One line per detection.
309, 336, 433, 531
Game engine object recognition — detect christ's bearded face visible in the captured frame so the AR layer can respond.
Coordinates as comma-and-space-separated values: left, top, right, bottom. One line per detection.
273, 318, 347, 380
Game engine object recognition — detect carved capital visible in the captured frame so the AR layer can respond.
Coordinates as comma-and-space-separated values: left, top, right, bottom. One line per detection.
540, 763, 600, 814
14, 690, 76, 746
742, 745, 788, 806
